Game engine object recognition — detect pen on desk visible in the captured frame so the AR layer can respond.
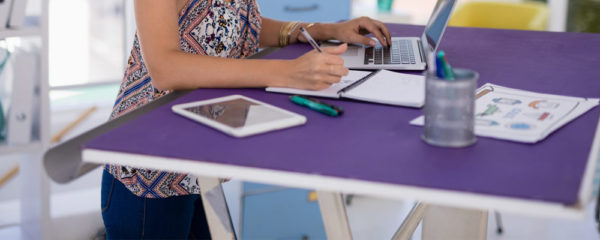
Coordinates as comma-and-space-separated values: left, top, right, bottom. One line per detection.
299, 27, 322, 53
305, 96, 344, 114
290, 95, 343, 117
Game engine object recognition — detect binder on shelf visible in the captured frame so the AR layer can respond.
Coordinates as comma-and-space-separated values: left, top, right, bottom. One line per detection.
7, 49, 37, 144
8, 0, 27, 28
0, 0, 12, 30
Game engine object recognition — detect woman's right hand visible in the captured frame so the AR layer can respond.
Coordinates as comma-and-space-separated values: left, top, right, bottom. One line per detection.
283, 44, 349, 90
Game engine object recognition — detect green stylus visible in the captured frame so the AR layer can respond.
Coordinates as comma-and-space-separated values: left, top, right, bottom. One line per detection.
290, 95, 341, 117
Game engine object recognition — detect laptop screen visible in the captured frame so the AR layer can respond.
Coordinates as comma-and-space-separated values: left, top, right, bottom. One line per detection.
422, 0, 456, 52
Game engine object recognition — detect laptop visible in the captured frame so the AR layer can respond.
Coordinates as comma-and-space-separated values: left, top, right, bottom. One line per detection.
338, 0, 456, 70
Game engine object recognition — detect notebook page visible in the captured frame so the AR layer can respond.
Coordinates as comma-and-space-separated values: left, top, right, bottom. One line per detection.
266, 70, 372, 98
341, 70, 425, 107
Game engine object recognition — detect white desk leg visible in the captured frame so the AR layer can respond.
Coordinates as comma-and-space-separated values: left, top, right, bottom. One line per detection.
316, 191, 353, 240
422, 205, 488, 240
196, 176, 236, 240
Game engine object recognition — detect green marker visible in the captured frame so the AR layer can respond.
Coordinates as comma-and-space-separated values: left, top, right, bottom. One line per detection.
290, 95, 342, 117
437, 51, 455, 81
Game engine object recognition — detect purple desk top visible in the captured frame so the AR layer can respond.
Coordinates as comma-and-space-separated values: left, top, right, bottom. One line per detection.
86, 24, 600, 205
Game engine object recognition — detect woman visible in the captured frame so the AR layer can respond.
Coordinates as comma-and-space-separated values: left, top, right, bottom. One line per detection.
101, 0, 392, 238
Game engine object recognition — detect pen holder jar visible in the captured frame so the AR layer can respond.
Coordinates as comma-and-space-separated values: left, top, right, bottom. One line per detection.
423, 69, 478, 147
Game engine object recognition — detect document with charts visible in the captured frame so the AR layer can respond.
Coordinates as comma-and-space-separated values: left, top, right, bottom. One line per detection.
266, 70, 425, 108
410, 83, 599, 143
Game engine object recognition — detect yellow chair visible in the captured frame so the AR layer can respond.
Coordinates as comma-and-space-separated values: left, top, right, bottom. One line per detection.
449, 1, 549, 31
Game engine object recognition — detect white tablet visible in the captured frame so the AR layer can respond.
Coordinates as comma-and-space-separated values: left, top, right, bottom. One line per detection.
172, 95, 307, 138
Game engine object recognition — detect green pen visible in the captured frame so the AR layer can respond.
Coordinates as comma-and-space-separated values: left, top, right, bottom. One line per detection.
290, 95, 342, 117
437, 51, 455, 81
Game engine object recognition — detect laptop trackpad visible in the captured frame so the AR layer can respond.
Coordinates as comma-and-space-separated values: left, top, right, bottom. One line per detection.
342, 47, 359, 57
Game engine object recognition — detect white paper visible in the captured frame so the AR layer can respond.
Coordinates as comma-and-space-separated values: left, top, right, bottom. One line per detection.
410, 83, 599, 143
266, 70, 372, 98
341, 70, 425, 108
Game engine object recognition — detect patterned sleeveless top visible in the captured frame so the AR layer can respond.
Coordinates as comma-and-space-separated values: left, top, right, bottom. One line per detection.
105, 0, 261, 198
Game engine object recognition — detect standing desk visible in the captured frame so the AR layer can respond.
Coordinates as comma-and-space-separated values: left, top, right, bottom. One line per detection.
45, 24, 600, 239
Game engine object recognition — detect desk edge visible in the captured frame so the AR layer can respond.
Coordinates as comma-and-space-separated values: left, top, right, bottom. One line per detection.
82, 148, 586, 220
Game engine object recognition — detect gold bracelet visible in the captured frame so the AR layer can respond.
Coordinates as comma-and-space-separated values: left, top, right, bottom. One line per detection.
279, 22, 316, 47
278, 22, 286, 47
279, 21, 300, 47
279, 22, 291, 47
286, 21, 302, 45
285, 21, 299, 46
278, 22, 287, 47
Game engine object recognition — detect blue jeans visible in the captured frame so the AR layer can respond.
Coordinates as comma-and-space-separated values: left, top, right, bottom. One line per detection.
101, 170, 211, 239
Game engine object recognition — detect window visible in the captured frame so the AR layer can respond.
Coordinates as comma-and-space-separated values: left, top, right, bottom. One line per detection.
49, 0, 126, 87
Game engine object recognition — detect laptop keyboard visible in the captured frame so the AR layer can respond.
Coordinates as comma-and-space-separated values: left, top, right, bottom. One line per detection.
364, 40, 417, 65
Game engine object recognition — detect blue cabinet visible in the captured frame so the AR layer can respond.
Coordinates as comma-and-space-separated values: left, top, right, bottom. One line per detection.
242, 182, 326, 240
257, 0, 350, 22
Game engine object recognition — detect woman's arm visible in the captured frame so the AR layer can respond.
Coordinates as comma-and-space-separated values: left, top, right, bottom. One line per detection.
260, 17, 392, 48
134, 0, 348, 91
259, 18, 332, 47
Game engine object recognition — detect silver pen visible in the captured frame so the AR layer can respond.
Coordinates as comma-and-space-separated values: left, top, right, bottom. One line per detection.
299, 27, 322, 53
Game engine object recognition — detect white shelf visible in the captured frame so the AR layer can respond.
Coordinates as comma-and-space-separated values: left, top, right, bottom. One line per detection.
0, 16, 43, 39
0, 27, 42, 39
0, 0, 50, 238
0, 141, 42, 155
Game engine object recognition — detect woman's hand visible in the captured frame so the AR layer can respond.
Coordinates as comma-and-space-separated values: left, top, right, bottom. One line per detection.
282, 44, 349, 90
333, 17, 392, 47
302, 17, 392, 48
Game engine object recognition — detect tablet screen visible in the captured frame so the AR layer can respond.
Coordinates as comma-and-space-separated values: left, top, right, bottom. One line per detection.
182, 98, 294, 128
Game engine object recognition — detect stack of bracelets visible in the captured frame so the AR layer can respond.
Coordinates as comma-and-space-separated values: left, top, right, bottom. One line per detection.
279, 22, 316, 47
